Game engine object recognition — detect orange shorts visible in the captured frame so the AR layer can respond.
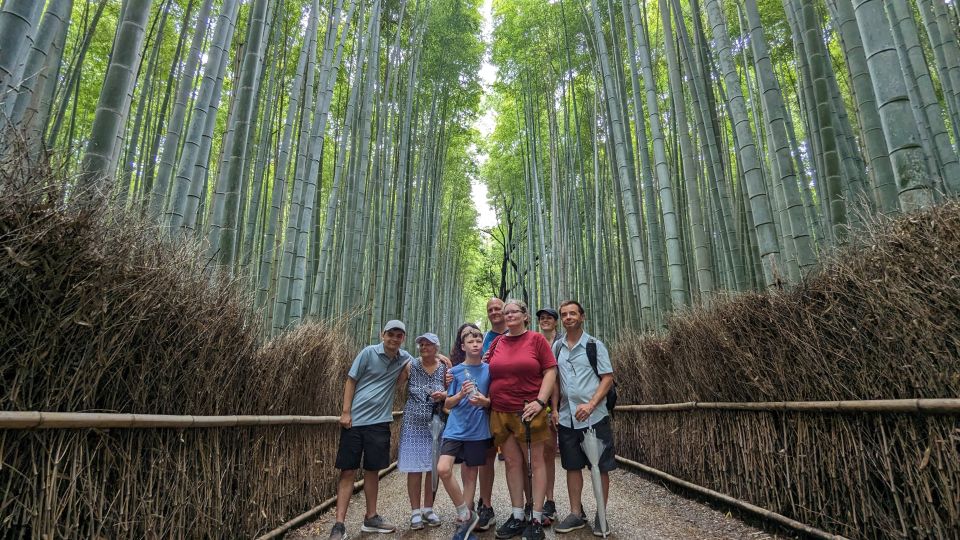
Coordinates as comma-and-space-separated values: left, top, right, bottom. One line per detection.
490, 408, 551, 447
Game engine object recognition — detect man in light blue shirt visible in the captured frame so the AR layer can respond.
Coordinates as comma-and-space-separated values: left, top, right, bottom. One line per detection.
550, 301, 616, 536
330, 320, 413, 540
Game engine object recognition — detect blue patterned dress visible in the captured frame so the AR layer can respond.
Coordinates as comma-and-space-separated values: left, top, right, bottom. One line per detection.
398, 358, 447, 473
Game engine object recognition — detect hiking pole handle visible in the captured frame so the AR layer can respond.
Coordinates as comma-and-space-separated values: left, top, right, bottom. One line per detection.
522, 400, 532, 442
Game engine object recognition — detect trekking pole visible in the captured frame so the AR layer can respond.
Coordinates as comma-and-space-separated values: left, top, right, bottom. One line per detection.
521, 400, 533, 506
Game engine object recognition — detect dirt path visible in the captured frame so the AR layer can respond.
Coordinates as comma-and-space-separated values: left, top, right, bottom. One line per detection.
288, 459, 779, 539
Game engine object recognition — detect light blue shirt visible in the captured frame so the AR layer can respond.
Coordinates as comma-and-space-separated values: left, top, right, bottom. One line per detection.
444, 362, 492, 441
347, 343, 412, 427
555, 332, 613, 429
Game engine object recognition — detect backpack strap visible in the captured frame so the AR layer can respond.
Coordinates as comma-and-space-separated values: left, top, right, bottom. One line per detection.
487, 333, 504, 359
551, 339, 562, 359
586, 339, 601, 380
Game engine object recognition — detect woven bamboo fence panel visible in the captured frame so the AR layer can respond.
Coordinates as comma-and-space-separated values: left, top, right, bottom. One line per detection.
610, 202, 960, 539
0, 176, 401, 538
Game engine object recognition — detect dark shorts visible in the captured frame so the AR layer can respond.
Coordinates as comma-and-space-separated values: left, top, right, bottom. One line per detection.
440, 438, 493, 467
558, 417, 617, 473
335, 422, 391, 471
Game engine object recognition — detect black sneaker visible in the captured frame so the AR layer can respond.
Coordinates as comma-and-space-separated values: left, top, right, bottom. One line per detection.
452, 510, 480, 540
542, 500, 557, 525
360, 514, 396, 534
495, 516, 525, 538
476, 499, 496, 531
329, 521, 348, 540
521, 519, 544, 540
554, 513, 587, 533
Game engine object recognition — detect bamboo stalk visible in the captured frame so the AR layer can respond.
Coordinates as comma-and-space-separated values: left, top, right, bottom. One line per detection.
613, 398, 960, 414
0, 411, 404, 430
255, 461, 398, 540
614, 456, 850, 540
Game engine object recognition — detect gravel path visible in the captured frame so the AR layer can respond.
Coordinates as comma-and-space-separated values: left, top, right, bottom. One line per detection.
288, 459, 779, 539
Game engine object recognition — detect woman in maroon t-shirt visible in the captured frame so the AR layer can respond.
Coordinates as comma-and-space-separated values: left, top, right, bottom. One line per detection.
487, 299, 557, 538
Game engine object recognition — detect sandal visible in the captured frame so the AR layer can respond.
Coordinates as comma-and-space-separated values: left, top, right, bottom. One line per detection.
423, 509, 442, 527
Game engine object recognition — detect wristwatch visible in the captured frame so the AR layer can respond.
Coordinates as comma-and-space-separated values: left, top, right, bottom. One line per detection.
535, 398, 546, 409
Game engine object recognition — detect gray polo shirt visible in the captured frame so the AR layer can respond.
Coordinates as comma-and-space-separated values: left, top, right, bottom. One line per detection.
347, 343, 412, 427
555, 332, 613, 429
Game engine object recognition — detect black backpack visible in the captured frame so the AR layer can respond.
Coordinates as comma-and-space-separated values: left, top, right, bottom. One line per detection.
554, 338, 618, 412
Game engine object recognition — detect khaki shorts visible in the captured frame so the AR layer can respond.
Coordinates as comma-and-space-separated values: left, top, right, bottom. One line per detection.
490, 409, 551, 447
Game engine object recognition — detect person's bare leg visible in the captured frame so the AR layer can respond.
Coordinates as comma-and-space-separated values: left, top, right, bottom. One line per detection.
363, 469, 379, 518
530, 440, 547, 513
407, 473, 423, 510
439, 455, 464, 507
544, 439, 557, 501
462, 465, 479, 510
479, 447, 495, 505
601, 471, 610, 504
500, 437, 526, 508
566, 469, 584, 515
423, 473, 436, 508
461, 466, 476, 510
336, 469, 355, 522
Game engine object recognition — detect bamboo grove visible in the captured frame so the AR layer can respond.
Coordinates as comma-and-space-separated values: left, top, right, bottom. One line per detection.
481, 0, 960, 337
3, 0, 960, 341
0, 0, 485, 343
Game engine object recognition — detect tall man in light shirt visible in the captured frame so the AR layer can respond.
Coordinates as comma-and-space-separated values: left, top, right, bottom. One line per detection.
550, 301, 616, 536
329, 320, 413, 540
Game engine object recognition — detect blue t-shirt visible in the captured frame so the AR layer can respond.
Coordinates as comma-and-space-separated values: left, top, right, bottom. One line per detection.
481, 330, 504, 356
444, 362, 492, 441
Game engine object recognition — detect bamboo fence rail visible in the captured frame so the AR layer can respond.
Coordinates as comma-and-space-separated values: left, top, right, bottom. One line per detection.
613, 398, 960, 414
0, 410, 404, 429
4, 399, 958, 431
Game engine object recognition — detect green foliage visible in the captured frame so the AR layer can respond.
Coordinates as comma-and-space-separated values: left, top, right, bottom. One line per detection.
421, 0, 484, 119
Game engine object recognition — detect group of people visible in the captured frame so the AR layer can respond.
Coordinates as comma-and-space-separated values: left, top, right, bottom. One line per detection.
328, 297, 616, 540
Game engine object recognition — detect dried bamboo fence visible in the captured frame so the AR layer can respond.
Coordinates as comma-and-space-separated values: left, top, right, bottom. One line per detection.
1, 170, 405, 538
611, 202, 960, 539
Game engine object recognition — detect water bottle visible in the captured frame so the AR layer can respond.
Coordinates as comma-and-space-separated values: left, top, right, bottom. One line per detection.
465, 369, 478, 397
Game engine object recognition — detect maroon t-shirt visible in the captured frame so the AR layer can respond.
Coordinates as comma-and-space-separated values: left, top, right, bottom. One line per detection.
487, 331, 558, 413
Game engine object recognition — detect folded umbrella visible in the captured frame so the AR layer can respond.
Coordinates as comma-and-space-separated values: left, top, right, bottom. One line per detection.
430, 400, 446, 497
580, 426, 608, 538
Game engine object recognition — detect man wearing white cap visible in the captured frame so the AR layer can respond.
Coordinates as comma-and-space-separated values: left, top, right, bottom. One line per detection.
330, 320, 413, 540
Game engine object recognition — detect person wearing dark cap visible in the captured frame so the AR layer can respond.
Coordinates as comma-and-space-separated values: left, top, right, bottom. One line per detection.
535, 307, 562, 525
536, 308, 562, 345
330, 320, 413, 540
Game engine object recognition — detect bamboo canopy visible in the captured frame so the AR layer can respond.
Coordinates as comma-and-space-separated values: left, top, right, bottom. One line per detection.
0, 411, 404, 430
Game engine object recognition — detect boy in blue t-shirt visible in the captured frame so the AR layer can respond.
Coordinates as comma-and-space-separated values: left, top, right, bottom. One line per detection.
439, 327, 492, 540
